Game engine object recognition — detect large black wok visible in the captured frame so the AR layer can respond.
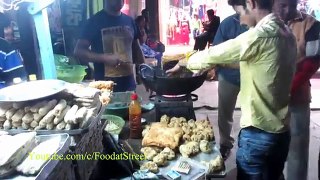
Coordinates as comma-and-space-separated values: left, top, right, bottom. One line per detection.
139, 62, 207, 95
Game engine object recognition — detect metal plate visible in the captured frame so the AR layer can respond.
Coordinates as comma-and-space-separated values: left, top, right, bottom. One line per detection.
0, 80, 67, 102
4, 133, 71, 180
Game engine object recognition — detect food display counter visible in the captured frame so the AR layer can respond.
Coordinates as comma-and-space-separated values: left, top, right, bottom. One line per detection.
113, 114, 227, 180
0, 80, 113, 180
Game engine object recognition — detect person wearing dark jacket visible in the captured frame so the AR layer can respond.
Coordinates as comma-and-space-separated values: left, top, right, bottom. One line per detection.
0, 13, 27, 88
213, 0, 248, 160
274, 1, 320, 179
193, 9, 220, 51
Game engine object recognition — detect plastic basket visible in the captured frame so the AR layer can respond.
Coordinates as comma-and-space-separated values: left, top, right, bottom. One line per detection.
102, 115, 125, 135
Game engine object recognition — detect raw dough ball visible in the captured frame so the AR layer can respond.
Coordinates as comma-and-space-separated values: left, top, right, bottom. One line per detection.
200, 140, 212, 153
141, 147, 158, 161
140, 161, 159, 173
160, 147, 175, 160
160, 115, 170, 124
153, 154, 167, 166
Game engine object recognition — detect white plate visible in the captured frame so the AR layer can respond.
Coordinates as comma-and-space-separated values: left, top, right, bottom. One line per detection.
0, 80, 67, 102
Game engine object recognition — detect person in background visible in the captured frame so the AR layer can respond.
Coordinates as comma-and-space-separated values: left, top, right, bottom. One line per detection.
0, 12, 26, 88
167, 0, 297, 178
193, 9, 220, 51
141, 9, 150, 35
191, 14, 201, 39
273, 0, 320, 179
213, 0, 248, 160
135, 16, 162, 67
74, 0, 145, 92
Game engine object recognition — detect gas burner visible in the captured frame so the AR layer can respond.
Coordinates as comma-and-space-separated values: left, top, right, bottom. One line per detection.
151, 94, 198, 121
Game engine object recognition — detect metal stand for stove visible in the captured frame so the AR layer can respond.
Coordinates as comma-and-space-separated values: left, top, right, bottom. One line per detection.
150, 94, 198, 121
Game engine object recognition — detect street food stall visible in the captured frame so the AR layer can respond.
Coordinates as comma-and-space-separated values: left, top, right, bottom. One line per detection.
0, 1, 226, 180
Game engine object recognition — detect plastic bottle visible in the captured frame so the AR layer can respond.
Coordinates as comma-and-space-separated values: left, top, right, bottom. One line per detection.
129, 93, 142, 139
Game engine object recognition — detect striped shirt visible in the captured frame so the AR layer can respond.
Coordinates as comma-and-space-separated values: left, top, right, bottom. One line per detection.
0, 38, 26, 88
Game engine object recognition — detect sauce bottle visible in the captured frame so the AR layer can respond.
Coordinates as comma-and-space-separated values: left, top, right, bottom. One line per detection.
129, 93, 142, 139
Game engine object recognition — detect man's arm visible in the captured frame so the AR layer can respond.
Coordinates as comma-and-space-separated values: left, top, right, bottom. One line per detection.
291, 57, 320, 94
74, 39, 119, 66
291, 21, 320, 94
186, 30, 255, 71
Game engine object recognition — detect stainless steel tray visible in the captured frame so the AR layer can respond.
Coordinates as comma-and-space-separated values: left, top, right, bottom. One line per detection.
0, 80, 67, 102
4, 133, 71, 180
5, 105, 105, 136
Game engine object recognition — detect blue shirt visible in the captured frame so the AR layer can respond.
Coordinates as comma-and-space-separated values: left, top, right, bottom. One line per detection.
213, 14, 248, 87
0, 38, 26, 88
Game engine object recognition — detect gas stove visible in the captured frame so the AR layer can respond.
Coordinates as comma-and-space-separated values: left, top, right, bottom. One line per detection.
150, 94, 198, 121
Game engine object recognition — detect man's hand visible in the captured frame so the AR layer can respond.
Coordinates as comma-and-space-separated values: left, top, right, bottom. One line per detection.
206, 67, 217, 81
166, 64, 181, 76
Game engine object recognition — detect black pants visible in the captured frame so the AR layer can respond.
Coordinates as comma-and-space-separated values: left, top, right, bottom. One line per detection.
193, 33, 210, 51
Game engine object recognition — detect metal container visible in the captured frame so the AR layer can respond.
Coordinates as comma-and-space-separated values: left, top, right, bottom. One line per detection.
139, 64, 207, 95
